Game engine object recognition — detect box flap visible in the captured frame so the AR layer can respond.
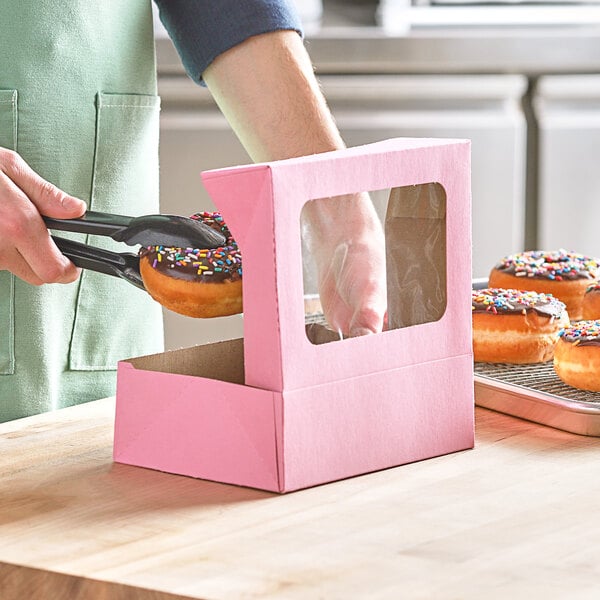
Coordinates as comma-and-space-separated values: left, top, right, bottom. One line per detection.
202, 165, 284, 392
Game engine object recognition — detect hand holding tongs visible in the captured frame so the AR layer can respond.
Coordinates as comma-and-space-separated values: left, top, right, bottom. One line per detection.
45, 210, 226, 291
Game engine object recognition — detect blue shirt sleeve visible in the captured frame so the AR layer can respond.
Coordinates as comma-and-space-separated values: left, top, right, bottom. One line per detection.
153, 0, 304, 86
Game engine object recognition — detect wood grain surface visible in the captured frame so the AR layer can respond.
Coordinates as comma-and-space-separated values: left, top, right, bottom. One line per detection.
1, 398, 600, 599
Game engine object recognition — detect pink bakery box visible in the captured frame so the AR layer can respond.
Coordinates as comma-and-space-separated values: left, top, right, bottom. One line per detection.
113, 138, 474, 493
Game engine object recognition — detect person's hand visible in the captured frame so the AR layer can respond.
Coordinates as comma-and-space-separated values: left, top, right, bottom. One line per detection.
302, 192, 387, 337
0, 147, 86, 285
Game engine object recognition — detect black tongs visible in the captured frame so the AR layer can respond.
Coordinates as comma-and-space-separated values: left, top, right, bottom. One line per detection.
45, 211, 226, 291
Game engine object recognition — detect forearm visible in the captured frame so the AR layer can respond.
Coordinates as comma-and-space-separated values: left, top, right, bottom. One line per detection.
203, 29, 386, 337
203, 30, 344, 163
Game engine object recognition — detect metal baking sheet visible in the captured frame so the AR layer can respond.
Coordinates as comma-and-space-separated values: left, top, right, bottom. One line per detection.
474, 362, 600, 437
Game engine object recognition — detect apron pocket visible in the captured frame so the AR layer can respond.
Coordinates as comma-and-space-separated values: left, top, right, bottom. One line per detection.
0, 90, 18, 375
69, 93, 164, 371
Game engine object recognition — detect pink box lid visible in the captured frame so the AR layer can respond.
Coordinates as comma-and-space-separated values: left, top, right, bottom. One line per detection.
201, 138, 471, 393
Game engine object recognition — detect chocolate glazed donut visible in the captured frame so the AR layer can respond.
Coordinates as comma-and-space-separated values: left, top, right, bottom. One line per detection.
139, 212, 243, 318
582, 283, 600, 321
472, 288, 568, 364
554, 320, 600, 391
488, 249, 599, 321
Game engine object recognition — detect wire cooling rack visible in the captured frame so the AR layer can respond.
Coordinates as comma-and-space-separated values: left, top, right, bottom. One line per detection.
474, 361, 600, 437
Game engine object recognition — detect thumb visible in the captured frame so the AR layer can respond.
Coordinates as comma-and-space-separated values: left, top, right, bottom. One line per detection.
1, 150, 86, 218
348, 301, 386, 337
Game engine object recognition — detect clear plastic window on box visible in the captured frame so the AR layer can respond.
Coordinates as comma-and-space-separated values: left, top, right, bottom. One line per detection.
302, 182, 447, 344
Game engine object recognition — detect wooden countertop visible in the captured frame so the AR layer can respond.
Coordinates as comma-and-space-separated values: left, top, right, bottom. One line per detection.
1, 398, 599, 599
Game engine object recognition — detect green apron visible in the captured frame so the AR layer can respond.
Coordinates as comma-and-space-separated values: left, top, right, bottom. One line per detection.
0, 1, 164, 421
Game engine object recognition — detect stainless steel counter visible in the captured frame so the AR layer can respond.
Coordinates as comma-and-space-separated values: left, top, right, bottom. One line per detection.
156, 27, 600, 77
307, 28, 600, 75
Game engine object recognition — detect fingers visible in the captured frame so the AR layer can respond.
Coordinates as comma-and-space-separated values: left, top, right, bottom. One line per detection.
348, 292, 386, 337
0, 246, 78, 287
340, 270, 386, 336
320, 289, 352, 337
317, 261, 386, 338
306, 191, 388, 338
321, 285, 385, 338
317, 244, 352, 335
316, 238, 387, 338
0, 148, 86, 218
0, 247, 44, 286
0, 166, 81, 284
333, 241, 387, 337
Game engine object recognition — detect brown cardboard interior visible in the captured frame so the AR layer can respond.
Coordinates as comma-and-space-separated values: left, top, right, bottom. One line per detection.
124, 321, 342, 383
125, 338, 245, 384
385, 183, 447, 330
305, 322, 344, 345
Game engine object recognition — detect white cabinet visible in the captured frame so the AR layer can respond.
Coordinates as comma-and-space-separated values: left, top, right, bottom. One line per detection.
158, 73, 527, 348
535, 75, 600, 259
